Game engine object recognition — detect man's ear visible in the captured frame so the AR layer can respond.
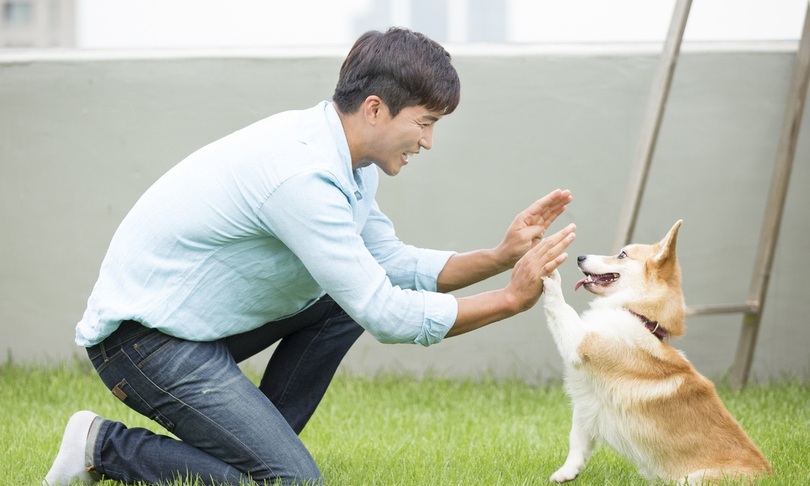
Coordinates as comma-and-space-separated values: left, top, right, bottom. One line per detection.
362, 95, 384, 125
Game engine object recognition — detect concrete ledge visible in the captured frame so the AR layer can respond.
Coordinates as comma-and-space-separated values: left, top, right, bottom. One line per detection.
0, 40, 800, 63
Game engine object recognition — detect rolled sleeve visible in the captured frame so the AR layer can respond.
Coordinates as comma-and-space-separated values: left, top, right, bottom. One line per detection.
417, 291, 457, 346
413, 248, 455, 292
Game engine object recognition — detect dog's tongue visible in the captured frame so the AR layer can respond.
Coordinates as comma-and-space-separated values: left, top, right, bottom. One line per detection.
574, 276, 590, 291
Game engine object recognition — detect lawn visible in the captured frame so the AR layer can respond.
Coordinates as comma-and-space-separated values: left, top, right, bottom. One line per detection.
3, 359, 808, 485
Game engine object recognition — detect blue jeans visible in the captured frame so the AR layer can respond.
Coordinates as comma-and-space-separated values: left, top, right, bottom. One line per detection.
86, 295, 364, 485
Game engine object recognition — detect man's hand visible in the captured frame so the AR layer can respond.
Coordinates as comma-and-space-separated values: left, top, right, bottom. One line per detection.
495, 189, 573, 269
437, 189, 573, 294
505, 223, 576, 312
447, 222, 576, 337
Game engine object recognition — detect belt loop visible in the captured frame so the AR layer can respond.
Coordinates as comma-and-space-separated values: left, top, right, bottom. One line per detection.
99, 341, 109, 362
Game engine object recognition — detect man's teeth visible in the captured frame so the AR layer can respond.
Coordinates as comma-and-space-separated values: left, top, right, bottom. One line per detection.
403, 153, 411, 161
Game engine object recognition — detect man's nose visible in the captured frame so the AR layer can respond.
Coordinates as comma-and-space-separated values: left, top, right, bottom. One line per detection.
420, 126, 434, 150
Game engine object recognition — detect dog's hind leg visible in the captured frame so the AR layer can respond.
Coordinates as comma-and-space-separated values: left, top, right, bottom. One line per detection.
550, 405, 595, 483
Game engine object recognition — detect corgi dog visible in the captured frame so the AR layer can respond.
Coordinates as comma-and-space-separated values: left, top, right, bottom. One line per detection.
540, 220, 771, 484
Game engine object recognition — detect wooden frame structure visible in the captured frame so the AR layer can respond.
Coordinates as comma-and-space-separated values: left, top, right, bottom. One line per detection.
614, 0, 810, 389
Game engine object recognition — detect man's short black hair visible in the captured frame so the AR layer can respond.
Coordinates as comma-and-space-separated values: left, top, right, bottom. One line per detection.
332, 27, 461, 117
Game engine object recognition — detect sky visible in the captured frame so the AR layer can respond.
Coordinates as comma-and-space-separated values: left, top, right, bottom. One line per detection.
75, 0, 808, 49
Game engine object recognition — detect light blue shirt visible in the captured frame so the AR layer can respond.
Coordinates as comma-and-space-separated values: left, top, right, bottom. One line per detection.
76, 101, 458, 347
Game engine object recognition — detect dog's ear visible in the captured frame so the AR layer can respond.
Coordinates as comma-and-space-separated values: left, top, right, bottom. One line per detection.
652, 220, 682, 267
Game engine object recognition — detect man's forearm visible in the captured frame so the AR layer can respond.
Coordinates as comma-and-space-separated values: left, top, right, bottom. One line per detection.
444, 288, 521, 337
441, 223, 576, 338
435, 249, 511, 293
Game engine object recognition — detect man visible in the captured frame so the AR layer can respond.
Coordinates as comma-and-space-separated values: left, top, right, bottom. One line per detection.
44, 27, 575, 485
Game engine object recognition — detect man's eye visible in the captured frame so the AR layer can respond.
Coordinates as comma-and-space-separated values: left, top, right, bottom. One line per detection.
617, 251, 627, 259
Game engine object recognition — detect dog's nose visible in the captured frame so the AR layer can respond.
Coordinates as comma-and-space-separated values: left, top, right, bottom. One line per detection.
577, 255, 587, 263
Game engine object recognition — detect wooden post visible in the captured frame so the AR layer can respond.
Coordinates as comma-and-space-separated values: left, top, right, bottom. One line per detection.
730, 2, 810, 389
613, 0, 692, 249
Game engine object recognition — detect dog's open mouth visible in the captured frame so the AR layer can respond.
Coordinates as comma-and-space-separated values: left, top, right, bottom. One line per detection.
575, 272, 620, 291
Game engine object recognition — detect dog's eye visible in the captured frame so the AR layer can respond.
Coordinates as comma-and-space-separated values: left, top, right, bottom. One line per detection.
617, 251, 627, 259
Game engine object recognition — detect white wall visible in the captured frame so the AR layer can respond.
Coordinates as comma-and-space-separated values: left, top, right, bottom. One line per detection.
1, 43, 808, 382
73, 0, 807, 47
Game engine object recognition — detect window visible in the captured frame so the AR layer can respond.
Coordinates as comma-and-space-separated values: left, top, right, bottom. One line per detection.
3, 1, 33, 25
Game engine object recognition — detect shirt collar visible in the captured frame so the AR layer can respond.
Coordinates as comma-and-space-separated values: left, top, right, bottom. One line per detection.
323, 101, 365, 199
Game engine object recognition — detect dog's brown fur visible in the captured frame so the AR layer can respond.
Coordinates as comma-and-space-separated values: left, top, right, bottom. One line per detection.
541, 220, 771, 484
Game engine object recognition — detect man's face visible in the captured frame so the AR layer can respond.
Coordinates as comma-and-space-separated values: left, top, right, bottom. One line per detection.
360, 103, 443, 176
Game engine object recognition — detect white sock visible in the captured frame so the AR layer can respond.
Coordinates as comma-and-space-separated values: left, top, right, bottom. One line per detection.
43, 410, 100, 486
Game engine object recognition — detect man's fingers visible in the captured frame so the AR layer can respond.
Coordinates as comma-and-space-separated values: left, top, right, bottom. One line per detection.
524, 189, 572, 219
526, 224, 576, 268
520, 190, 572, 234
509, 224, 575, 305
540, 223, 576, 248
543, 251, 570, 275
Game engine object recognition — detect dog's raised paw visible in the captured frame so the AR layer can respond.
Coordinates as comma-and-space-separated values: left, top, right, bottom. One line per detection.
542, 269, 563, 296
543, 269, 562, 285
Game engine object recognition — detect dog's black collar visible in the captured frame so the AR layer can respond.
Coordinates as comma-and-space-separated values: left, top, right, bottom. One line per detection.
629, 311, 668, 341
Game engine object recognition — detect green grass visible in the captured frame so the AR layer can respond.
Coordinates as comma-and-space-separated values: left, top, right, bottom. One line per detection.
3, 360, 808, 485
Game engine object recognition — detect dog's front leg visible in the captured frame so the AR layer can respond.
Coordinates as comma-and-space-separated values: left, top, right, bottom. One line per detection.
541, 270, 587, 366
543, 270, 595, 482
550, 405, 595, 483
